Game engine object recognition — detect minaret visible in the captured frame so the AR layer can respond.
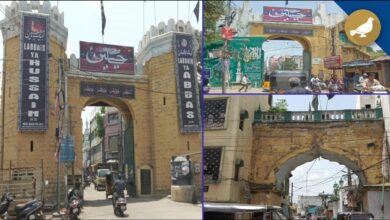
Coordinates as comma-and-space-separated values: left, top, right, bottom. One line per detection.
236, 62, 242, 83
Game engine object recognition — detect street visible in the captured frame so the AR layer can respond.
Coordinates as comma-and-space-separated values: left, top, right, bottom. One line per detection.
73, 186, 201, 219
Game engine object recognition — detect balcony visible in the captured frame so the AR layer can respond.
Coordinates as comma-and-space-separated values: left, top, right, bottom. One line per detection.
254, 108, 383, 123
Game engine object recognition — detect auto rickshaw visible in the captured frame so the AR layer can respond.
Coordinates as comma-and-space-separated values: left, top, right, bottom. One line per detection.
105, 171, 118, 199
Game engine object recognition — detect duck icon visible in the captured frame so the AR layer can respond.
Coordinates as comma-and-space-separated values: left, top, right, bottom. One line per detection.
350, 17, 374, 38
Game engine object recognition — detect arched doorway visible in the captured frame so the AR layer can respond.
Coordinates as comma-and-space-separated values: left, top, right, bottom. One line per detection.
263, 35, 312, 90
81, 97, 139, 196
276, 148, 367, 191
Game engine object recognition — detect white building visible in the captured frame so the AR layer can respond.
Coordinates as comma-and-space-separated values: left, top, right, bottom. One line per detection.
82, 121, 90, 169
356, 95, 390, 219
297, 195, 323, 216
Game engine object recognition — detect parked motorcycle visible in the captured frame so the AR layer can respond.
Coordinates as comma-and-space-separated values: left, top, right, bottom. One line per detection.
67, 188, 81, 219
112, 192, 127, 217
0, 192, 45, 220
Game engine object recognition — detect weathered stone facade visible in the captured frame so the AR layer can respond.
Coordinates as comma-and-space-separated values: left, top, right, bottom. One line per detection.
0, 1, 201, 204
250, 120, 385, 204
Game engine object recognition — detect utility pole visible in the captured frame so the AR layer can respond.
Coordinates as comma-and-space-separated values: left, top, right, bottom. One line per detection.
56, 58, 63, 213
222, 1, 231, 94
64, 59, 70, 207
291, 182, 293, 205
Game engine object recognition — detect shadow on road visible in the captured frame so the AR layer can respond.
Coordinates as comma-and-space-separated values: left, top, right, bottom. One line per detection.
83, 198, 113, 207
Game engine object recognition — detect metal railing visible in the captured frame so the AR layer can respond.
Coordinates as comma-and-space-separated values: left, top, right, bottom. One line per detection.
254, 108, 383, 123
0, 167, 43, 201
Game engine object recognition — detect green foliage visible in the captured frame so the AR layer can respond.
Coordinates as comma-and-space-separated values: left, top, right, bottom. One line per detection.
330, 182, 340, 201
269, 99, 288, 113
205, 1, 225, 42
100, 107, 105, 114
96, 113, 105, 138
279, 58, 298, 70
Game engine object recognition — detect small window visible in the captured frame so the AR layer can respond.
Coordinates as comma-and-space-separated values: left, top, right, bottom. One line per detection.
30, 141, 34, 152
108, 135, 120, 152
108, 113, 119, 124
178, 26, 184, 32
205, 99, 228, 130
204, 147, 223, 182
163, 96, 166, 106
159, 28, 164, 35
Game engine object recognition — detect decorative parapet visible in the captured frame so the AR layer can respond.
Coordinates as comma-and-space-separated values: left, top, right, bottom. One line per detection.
0, 1, 68, 46
136, 18, 200, 75
254, 108, 383, 123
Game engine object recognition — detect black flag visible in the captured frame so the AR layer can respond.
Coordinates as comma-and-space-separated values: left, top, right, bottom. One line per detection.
327, 94, 335, 100
193, 0, 200, 23
101, 0, 106, 35
312, 95, 319, 111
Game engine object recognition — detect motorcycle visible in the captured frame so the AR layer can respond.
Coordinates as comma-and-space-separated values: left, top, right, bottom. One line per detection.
0, 192, 45, 220
112, 192, 127, 217
67, 188, 81, 219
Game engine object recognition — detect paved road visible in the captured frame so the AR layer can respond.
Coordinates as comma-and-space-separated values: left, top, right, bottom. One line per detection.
77, 186, 202, 219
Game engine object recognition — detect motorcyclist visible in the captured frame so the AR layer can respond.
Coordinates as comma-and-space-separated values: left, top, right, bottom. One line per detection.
113, 173, 126, 202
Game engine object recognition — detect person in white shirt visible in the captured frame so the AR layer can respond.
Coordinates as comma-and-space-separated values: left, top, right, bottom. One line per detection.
239, 74, 248, 92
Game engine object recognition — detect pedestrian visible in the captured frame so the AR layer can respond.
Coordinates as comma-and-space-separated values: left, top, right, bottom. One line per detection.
286, 77, 309, 94
238, 74, 249, 92
363, 73, 383, 91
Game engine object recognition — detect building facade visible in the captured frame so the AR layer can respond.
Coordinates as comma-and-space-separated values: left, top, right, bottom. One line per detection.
203, 95, 270, 202
104, 108, 123, 162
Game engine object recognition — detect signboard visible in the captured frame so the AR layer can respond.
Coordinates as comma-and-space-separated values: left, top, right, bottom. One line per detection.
173, 33, 201, 133
19, 13, 49, 131
263, 6, 312, 24
79, 41, 134, 74
264, 26, 313, 36
171, 156, 192, 185
80, 82, 135, 99
60, 135, 75, 162
324, 55, 343, 69
312, 58, 322, 65
228, 37, 265, 86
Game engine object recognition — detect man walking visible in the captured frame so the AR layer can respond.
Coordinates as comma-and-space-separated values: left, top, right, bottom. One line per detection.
239, 74, 249, 92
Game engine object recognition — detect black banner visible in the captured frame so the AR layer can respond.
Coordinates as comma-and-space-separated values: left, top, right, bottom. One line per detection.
174, 33, 201, 133
80, 82, 135, 99
19, 14, 49, 131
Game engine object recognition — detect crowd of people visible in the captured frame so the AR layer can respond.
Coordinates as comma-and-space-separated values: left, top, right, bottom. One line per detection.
306, 72, 386, 93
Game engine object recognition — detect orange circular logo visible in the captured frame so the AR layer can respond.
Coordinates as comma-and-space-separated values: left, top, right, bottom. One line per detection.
344, 9, 381, 46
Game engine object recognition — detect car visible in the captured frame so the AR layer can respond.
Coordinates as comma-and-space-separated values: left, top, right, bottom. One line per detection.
204, 202, 289, 220
336, 212, 374, 220
95, 168, 110, 191
267, 70, 308, 93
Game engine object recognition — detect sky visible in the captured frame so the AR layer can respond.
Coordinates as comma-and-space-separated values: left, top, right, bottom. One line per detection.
272, 95, 358, 203
0, 1, 203, 127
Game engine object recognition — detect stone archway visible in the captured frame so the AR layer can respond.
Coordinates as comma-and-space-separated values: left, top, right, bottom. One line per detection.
249, 120, 385, 205
81, 97, 136, 195
264, 34, 312, 77
275, 148, 368, 190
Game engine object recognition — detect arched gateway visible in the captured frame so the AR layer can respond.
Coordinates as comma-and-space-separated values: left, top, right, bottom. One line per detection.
250, 110, 385, 205
0, 1, 201, 204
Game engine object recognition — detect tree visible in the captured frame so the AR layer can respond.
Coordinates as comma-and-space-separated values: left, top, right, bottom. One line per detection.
205, 1, 225, 42
269, 99, 288, 112
96, 113, 105, 138
330, 182, 340, 201
279, 58, 298, 70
